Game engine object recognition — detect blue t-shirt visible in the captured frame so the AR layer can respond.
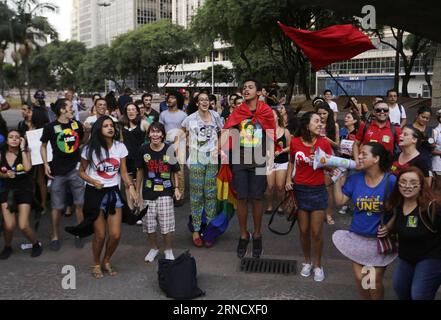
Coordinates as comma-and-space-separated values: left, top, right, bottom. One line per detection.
342, 172, 396, 237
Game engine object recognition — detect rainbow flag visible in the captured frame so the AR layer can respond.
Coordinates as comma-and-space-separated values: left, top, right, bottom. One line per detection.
188, 164, 237, 243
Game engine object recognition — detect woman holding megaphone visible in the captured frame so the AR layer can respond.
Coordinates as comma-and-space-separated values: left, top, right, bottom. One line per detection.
333, 142, 397, 300
286, 112, 333, 282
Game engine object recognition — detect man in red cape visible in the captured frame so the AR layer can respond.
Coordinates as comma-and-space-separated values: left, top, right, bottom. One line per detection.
221, 79, 280, 259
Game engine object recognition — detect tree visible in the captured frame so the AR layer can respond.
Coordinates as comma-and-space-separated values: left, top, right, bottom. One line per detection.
111, 20, 197, 91
9, 0, 58, 103
77, 45, 121, 93
200, 65, 234, 85
0, 2, 16, 94
35, 40, 87, 90
375, 27, 431, 97
191, 0, 355, 103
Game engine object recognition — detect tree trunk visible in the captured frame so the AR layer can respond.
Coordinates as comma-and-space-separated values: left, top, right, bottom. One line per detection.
299, 64, 311, 100
401, 72, 410, 97
285, 72, 296, 107
394, 49, 400, 92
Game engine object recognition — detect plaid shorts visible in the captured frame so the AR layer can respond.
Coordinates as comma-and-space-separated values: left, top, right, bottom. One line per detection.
142, 196, 175, 234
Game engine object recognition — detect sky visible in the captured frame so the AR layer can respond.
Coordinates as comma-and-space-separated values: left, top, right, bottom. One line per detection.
43, 0, 72, 41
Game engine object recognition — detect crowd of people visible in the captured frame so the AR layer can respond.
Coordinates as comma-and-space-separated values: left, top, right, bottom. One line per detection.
0, 82, 440, 300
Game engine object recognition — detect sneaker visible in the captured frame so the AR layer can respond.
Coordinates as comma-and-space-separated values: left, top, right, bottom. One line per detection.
50, 239, 61, 251
252, 236, 263, 258
300, 263, 313, 277
0, 246, 12, 260
144, 249, 159, 262
74, 236, 84, 249
237, 233, 251, 259
31, 243, 43, 258
313, 267, 325, 282
164, 249, 175, 260
339, 206, 348, 215
136, 220, 143, 226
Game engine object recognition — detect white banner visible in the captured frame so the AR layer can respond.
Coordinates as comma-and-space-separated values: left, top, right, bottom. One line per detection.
26, 129, 52, 166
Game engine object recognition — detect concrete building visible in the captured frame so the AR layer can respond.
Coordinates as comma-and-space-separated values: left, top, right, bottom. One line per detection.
73, 0, 172, 48
316, 30, 434, 98
159, 0, 236, 92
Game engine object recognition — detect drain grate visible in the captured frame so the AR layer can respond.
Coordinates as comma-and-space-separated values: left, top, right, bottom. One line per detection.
240, 258, 297, 275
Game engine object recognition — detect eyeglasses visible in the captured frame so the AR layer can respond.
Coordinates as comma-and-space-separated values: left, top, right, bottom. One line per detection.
398, 181, 421, 189
374, 108, 389, 113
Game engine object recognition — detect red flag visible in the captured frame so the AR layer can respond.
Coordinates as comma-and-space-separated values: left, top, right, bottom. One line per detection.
278, 22, 376, 71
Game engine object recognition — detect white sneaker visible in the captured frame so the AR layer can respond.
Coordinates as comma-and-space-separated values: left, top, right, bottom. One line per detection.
313, 267, 325, 282
339, 206, 348, 215
300, 263, 313, 277
136, 220, 143, 225
144, 249, 159, 262
164, 249, 175, 260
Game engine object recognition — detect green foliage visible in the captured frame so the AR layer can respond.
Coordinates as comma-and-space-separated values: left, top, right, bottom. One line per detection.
200, 64, 234, 85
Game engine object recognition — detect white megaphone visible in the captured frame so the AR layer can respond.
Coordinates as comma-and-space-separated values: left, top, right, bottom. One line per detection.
313, 147, 356, 170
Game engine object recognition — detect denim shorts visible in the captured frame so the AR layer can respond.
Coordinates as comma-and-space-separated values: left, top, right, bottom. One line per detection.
293, 184, 328, 212
231, 165, 267, 200
100, 191, 124, 210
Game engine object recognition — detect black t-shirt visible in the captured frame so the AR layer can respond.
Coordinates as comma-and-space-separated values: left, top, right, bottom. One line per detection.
136, 143, 180, 201
393, 205, 441, 264
392, 154, 430, 178
235, 114, 267, 169
40, 120, 84, 176
144, 109, 160, 125
0, 151, 32, 190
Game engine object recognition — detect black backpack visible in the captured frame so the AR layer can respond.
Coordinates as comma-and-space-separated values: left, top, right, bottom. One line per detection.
158, 251, 205, 300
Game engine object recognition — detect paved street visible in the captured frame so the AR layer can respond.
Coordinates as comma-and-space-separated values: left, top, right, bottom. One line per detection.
0, 105, 440, 300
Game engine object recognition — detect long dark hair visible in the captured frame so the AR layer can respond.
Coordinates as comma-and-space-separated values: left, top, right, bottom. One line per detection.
385, 166, 440, 232
1, 130, 23, 161
363, 142, 392, 172
120, 102, 141, 128
295, 111, 318, 143
316, 102, 336, 141
345, 112, 360, 134
31, 105, 49, 129
86, 116, 119, 166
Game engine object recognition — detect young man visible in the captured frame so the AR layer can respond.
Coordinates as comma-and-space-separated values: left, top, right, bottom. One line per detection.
40, 99, 86, 251
323, 90, 338, 121
136, 122, 181, 262
65, 89, 81, 122
141, 93, 160, 125
353, 101, 401, 166
84, 98, 118, 126
159, 91, 188, 206
386, 89, 406, 128
222, 79, 278, 259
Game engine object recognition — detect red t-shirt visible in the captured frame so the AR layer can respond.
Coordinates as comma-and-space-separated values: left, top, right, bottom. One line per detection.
356, 121, 401, 153
290, 137, 333, 186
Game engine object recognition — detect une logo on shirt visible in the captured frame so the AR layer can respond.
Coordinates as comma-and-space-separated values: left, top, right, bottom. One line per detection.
96, 158, 120, 179
356, 195, 382, 213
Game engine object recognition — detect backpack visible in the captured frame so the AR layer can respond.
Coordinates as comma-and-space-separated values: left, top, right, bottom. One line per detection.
158, 251, 205, 300
361, 119, 401, 157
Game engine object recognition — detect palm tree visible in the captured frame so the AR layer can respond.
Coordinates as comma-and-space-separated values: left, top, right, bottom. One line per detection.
0, 2, 16, 94
9, 0, 58, 103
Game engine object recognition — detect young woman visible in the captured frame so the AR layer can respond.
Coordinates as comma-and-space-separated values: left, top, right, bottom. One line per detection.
181, 92, 223, 248
316, 102, 340, 225
120, 102, 149, 210
266, 109, 291, 215
346, 96, 369, 121
410, 106, 434, 176
79, 116, 137, 278
338, 112, 360, 214
432, 110, 441, 193
385, 166, 441, 300
391, 126, 431, 185
286, 111, 333, 282
333, 142, 397, 300
0, 130, 42, 259
136, 122, 181, 262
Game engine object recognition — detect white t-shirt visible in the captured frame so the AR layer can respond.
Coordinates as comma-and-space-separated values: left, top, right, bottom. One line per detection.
81, 141, 128, 187
327, 100, 338, 114
0, 95, 5, 105
84, 115, 118, 126
388, 104, 406, 125
432, 124, 441, 172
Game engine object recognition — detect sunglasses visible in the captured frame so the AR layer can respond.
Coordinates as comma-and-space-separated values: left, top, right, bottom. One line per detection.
374, 108, 389, 113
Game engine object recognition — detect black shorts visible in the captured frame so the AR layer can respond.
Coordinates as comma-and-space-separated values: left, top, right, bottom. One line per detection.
0, 188, 33, 206
231, 165, 267, 200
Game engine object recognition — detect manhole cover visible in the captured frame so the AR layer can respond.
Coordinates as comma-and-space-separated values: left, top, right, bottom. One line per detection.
240, 258, 297, 275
